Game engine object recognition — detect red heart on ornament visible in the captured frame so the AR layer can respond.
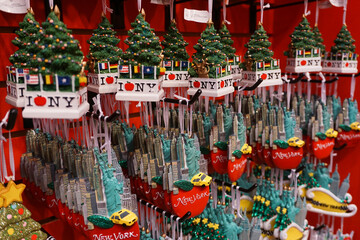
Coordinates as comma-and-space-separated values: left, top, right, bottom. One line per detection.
171, 186, 210, 218
261, 73, 267, 80
301, 60, 307, 66
327, 62, 332, 67
312, 138, 335, 159
228, 155, 247, 182
169, 74, 176, 80
244, 73, 248, 79
272, 146, 303, 170
210, 148, 228, 174
193, 81, 200, 88
106, 77, 114, 84
220, 81, 225, 88
346, 62, 349, 67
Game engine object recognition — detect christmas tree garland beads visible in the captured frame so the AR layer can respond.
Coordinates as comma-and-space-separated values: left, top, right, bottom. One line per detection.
285, 16, 322, 73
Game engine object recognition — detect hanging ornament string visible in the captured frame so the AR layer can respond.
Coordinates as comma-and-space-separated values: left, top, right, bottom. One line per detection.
260, 0, 270, 24
170, 0, 174, 20
315, 0, 319, 25
208, 0, 213, 21
223, 0, 230, 24
350, 74, 356, 100
102, 0, 113, 14
319, 72, 326, 104
304, 0, 311, 16
138, 0, 142, 12
343, 0, 348, 24
49, 0, 54, 9
26, 0, 30, 9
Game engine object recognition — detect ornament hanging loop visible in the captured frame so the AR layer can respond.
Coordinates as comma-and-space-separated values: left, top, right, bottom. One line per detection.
102, 0, 113, 14
304, 0, 311, 16
260, 0, 270, 24
343, 0, 348, 25
170, 0, 174, 21
223, 0, 231, 24
138, 0, 142, 13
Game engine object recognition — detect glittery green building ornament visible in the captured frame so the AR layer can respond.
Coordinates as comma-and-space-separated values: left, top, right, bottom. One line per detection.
241, 22, 274, 71
161, 19, 189, 63
285, 16, 316, 57
331, 25, 355, 54
9, 8, 42, 71
87, 13, 122, 73
189, 20, 227, 78
219, 23, 236, 59
123, 9, 162, 66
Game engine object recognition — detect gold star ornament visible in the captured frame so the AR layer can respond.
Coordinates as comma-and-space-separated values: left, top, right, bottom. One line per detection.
0, 181, 26, 207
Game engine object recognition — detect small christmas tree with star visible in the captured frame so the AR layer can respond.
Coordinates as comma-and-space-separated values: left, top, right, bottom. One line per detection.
161, 19, 189, 70
32, 6, 84, 91
219, 23, 236, 61
331, 25, 356, 56
313, 25, 325, 56
0, 181, 47, 240
285, 16, 316, 57
9, 8, 42, 82
87, 13, 122, 74
122, 9, 162, 79
240, 22, 275, 71
189, 20, 227, 78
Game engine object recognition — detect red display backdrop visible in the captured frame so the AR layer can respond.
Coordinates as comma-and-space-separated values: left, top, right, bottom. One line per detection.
0, 0, 359, 237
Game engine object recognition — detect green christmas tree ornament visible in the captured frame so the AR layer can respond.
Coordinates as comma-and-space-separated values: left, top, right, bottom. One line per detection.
87, 12, 122, 73
313, 25, 325, 55
285, 16, 322, 73
219, 23, 236, 60
239, 22, 282, 87
323, 24, 358, 73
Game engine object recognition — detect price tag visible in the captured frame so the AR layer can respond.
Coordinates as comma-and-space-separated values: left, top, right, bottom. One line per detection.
184, 8, 209, 23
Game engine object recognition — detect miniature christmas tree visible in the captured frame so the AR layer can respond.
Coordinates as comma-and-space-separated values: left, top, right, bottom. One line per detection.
240, 22, 274, 71
31, 7, 84, 91
9, 9, 42, 72
123, 10, 162, 66
0, 181, 47, 240
219, 23, 236, 60
285, 16, 316, 57
331, 25, 355, 54
313, 25, 325, 55
161, 19, 189, 66
87, 13, 122, 73
189, 21, 227, 78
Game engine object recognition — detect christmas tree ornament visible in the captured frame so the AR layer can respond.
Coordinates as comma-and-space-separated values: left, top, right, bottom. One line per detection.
239, 1, 282, 88
322, 0, 358, 73
87, 10, 122, 93
6, 8, 42, 107
285, 0, 322, 73
116, 8, 165, 102
161, 18, 190, 88
22, 6, 89, 119
188, 16, 233, 97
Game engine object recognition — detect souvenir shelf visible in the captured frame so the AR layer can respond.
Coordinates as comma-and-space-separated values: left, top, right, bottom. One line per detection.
5, 66, 27, 107
115, 65, 165, 102
22, 74, 89, 119
240, 59, 282, 88
285, 48, 322, 73
322, 52, 358, 73
188, 65, 234, 97
87, 61, 120, 93
162, 60, 190, 88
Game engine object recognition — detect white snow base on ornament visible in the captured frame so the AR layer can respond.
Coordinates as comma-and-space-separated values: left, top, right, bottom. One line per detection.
322, 59, 358, 74
239, 69, 282, 87
115, 77, 165, 102
162, 71, 190, 88
23, 87, 89, 119
231, 65, 242, 80
286, 56, 322, 73
5, 81, 25, 107
187, 75, 234, 97
87, 72, 119, 93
